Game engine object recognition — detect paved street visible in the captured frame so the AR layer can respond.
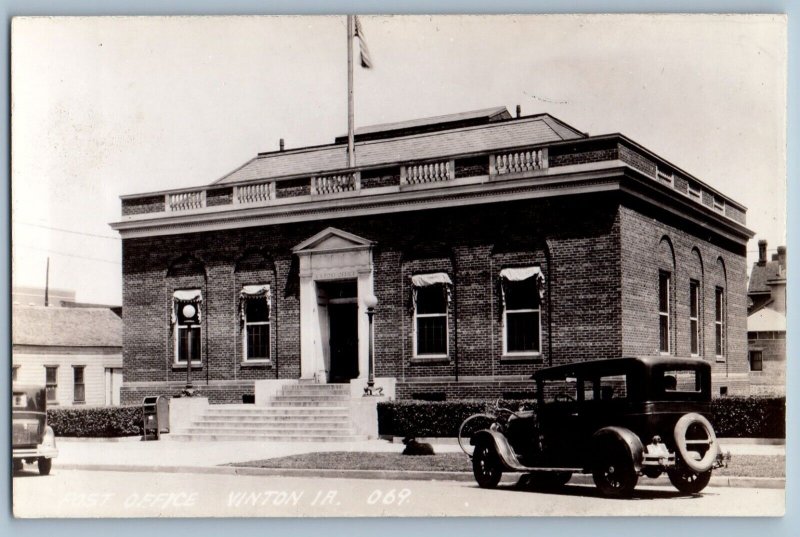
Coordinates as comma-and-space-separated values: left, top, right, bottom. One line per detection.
13, 468, 784, 518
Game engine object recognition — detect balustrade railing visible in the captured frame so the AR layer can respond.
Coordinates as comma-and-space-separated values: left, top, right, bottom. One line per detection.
402, 160, 453, 185
235, 182, 274, 204
312, 173, 359, 195
167, 190, 205, 212
493, 148, 547, 175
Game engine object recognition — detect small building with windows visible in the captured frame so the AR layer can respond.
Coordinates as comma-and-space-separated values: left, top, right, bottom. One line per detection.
747, 241, 786, 396
12, 305, 124, 406
111, 107, 753, 404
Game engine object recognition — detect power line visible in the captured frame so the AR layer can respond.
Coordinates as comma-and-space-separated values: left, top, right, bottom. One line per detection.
14, 244, 121, 265
15, 221, 119, 240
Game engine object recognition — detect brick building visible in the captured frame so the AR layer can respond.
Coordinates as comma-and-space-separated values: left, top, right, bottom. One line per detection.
747, 241, 786, 395
111, 107, 753, 404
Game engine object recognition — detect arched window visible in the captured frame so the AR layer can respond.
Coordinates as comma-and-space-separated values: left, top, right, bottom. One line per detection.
715, 258, 728, 360
657, 237, 676, 354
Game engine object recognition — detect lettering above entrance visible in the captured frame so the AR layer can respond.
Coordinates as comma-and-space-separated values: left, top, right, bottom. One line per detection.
293, 227, 374, 279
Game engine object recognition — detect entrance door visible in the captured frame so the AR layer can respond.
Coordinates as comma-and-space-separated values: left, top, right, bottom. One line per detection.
328, 303, 359, 383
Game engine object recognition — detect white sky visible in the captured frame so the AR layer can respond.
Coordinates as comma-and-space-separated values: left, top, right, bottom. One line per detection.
11, 14, 787, 306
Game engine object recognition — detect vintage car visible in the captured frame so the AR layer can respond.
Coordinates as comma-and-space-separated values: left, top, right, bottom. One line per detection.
464, 356, 726, 496
12, 385, 58, 475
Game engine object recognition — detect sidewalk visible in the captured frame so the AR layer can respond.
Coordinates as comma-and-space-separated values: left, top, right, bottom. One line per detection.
50, 436, 785, 489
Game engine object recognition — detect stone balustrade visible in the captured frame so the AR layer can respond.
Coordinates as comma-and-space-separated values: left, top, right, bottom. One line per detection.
123, 139, 744, 226
312, 173, 359, 195
402, 160, 453, 185
167, 190, 205, 212
494, 148, 547, 175
236, 182, 274, 204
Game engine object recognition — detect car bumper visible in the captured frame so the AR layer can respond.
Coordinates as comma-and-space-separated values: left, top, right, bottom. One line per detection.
13, 446, 58, 459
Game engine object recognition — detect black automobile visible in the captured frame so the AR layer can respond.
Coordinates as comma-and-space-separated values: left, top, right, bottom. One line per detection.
464, 356, 726, 496
12, 385, 58, 475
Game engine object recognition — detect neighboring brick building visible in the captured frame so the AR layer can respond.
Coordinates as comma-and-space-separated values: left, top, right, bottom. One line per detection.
111, 107, 753, 404
747, 241, 786, 395
12, 306, 124, 406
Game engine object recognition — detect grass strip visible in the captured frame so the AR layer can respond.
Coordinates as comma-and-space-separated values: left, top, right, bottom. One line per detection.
231, 452, 784, 478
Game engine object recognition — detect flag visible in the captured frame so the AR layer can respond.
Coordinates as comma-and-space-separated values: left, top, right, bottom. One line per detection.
354, 15, 373, 69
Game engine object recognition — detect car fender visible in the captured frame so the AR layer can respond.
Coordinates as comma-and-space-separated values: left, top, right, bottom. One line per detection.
591, 426, 645, 472
470, 430, 528, 471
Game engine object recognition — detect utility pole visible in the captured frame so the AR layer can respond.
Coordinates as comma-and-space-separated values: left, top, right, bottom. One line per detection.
44, 257, 50, 307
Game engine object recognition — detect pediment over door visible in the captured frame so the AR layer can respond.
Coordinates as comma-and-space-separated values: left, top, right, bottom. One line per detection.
292, 227, 374, 254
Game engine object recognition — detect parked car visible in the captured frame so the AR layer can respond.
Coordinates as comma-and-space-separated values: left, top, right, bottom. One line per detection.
12, 385, 58, 475
464, 356, 726, 496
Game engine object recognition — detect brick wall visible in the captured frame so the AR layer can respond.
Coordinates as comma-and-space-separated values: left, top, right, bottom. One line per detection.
121, 190, 747, 402
619, 205, 749, 395
747, 333, 786, 396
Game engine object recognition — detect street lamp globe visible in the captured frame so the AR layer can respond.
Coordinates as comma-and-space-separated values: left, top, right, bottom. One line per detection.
182, 304, 196, 319
364, 294, 378, 309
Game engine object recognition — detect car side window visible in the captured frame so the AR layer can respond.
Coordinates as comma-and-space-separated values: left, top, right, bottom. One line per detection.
541, 378, 579, 403
597, 374, 627, 400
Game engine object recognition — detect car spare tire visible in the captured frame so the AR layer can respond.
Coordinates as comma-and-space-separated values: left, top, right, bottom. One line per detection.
673, 413, 719, 473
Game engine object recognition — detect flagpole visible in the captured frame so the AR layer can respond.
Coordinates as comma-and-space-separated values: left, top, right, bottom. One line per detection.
347, 15, 355, 168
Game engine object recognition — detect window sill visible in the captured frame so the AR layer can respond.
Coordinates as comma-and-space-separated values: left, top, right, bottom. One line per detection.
240, 361, 273, 369
500, 353, 543, 363
72, 401, 86, 405
171, 363, 203, 371
715, 356, 726, 363
410, 356, 450, 365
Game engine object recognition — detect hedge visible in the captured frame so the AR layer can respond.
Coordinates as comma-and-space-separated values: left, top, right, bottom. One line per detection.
47, 405, 143, 437
377, 399, 538, 438
378, 397, 785, 439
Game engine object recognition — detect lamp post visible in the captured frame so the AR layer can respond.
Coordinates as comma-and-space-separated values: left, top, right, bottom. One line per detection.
363, 294, 382, 396
181, 303, 198, 397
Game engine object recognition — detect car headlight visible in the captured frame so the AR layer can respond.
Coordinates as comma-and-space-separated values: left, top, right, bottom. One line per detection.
42, 426, 56, 448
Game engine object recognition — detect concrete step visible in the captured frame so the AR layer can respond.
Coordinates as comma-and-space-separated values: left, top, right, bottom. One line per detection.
197, 413, 350, 427
271, 394, 351, 402
191, 420, 354, 430
168, 433, 366, 442
181, 426, 358, 435
266, 400, 350, 407
205, 407, 349, 415
281, 384, 351, 392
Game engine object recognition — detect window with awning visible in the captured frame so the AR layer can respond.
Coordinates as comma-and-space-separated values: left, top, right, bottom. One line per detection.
500, 267, 543, 354
172, 289, 202, 363
412, 273, 451, 357
240, 285, 271, 361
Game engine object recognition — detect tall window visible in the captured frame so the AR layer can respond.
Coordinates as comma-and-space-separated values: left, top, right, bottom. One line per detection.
412, 273, 451, 357
45, 366, 58, 403
241, 285, 271, 361
715, 287, 725, 358
73, 366, 86, 404
689, 280, 700, 356
749, 350, 763, 372
12, 365, 19, 383
501, 267, 543, 355
658, 271, 671, 353
173, 290, 202, 364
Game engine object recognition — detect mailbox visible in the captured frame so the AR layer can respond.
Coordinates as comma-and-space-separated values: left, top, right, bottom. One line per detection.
142, 395, 170, 440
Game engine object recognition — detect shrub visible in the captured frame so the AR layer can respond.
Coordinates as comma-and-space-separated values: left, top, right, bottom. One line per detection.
377, 399, 537, 438
710, 397, 785, 438
47, 405, 143, 437
378, 397, 786, 439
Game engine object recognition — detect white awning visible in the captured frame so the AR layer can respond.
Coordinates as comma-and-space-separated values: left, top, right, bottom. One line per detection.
239, 284, 272, 322
500, 267, 542, 282
241, 284, 270, 297
500, 266, 545, 300
411, 273, 453, 287
172, 289, 202, 324
173, 289, 203, 302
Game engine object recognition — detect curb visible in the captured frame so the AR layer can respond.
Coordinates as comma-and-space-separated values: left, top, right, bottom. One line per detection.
53, 463, 786, 489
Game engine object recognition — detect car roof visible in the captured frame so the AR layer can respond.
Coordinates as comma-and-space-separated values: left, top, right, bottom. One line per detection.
532, 356, 711, 380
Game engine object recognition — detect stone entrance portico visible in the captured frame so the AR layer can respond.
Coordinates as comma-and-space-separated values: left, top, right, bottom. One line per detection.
292, 227, 375, 384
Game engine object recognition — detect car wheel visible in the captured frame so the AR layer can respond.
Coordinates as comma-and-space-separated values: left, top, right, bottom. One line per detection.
472, 442, 503, 489
668, 466, 712, 494
592, 449, 638, 497
37, 458, 52, 476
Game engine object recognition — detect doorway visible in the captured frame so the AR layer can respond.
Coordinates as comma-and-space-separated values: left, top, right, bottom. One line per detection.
328, 303, 359, 383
